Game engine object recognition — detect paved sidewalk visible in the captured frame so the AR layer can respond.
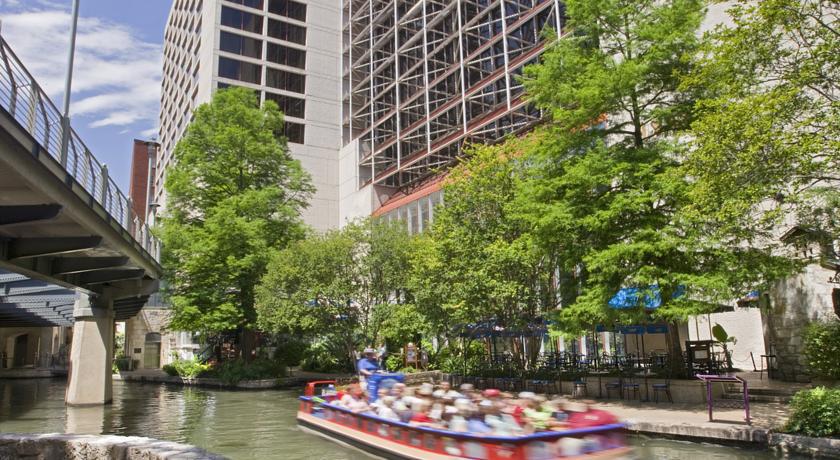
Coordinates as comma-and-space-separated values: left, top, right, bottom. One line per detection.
593, 399, 789, 441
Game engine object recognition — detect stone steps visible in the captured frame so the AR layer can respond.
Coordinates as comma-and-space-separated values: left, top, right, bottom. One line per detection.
721, 392, 791, 403
722, 384, 799, 403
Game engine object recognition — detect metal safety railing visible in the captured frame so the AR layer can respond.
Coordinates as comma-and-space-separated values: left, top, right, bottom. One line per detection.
0, 35, 160, 261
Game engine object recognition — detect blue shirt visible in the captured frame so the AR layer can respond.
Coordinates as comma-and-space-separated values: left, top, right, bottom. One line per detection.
357, 357, 379, 374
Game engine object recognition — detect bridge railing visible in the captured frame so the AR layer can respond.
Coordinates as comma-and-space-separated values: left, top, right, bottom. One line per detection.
0, 35, 160, 262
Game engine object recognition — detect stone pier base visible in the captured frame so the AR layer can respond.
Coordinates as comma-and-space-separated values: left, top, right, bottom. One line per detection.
66, 294, 114, 405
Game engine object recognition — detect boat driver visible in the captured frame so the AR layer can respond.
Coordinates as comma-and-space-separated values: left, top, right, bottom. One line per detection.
357, 347, 380, 387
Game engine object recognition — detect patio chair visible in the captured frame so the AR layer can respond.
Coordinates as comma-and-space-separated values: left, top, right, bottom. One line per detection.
651, 379, 672, 403
604, 375, 622, 399
652, 365, 673, 403
622, 374, 641, 401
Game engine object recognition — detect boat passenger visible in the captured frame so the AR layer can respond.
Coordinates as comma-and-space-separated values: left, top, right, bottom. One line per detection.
357, 348, 380, 387
393, 400, 412, 423
376, 396, 400, 421
566, 400, 618, 428
408, 399, 436, 426
437, 381, 464, 398
339, 384, 370, 413
458, 383, 477, 400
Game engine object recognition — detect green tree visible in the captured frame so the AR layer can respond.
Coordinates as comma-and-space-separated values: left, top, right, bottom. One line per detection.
517, 0, 791, 372
160, 87, 313, 358
410, 142, 556, 368
255, 219, 414, 366
685, 0, 839, 249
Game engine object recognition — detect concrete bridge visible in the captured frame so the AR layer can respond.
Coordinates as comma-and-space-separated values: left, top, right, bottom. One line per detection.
0, 35, 162, 404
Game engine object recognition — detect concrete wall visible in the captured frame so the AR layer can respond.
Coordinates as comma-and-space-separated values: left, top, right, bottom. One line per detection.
764, 263, 839, 382
0, 327, 66, 369
124, 308, 197, 370
687, 308, 766, 371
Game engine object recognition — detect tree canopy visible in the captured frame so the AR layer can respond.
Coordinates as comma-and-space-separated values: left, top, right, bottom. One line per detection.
255, 218, 415, 365
685, 0, 839, 250
516, 0, 793, 343
160, 87, 313, 338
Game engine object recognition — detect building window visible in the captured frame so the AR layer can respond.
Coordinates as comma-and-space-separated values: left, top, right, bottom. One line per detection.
284, 121, 305, 144
218, 56, 261, 84
266, 42, 306, 69
219, 31, 262, 59
268, 0, 307, 21
226, 0, 263, 9
265, 67, 305, 93
221, 6, 263, 34
267, 18, 306, 45
264, 91, 305, 118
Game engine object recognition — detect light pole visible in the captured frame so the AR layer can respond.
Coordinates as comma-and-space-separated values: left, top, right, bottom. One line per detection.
59, 0, 80, 167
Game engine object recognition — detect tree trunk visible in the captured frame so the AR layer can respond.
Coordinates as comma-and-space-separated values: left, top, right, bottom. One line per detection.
666, 321, 687, 378
240, 328, 256, 362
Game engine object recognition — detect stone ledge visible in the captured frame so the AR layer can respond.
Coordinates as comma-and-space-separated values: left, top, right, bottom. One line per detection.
625, 420, 769, 444
114, 373, 305, 389
0, 433, 226, 459
769, 433, 840, 459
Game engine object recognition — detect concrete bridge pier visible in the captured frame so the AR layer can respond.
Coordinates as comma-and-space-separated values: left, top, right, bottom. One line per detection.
65, 293, 114, 406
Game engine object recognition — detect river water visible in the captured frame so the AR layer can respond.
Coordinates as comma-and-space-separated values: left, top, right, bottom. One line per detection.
0, 378, 785, 459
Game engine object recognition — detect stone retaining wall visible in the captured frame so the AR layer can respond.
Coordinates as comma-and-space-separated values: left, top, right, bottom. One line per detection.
0, 433, 226, 459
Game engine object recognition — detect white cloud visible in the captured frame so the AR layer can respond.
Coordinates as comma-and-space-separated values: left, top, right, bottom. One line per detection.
0, 4, 160, 133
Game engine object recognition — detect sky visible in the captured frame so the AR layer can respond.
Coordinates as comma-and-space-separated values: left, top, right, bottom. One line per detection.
0, 0, 172, 190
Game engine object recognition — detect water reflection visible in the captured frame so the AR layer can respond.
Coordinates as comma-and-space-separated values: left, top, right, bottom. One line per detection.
0, 378, 791, 459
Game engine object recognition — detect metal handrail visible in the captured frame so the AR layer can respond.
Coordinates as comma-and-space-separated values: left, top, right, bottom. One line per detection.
0, 35, 160, 262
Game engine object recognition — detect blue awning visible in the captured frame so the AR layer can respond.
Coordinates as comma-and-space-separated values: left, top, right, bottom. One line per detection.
595, 323, 668, 334
608, 286, 662, 309
608, 284, 689, 309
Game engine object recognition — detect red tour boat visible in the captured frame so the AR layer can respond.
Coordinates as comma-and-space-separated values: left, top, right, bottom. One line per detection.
297, 380, 633, 460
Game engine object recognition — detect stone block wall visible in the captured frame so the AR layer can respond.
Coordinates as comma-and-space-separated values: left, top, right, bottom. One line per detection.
765, 263, 839, 382
0, 433, 225, 459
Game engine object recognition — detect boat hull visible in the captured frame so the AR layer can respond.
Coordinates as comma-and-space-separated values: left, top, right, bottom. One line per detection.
297, 410, 633, 460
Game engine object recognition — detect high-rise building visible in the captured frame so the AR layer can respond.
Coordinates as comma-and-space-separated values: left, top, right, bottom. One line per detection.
338, 0, 564, 228
158, 0, 561, 231
157, 0, 342, 230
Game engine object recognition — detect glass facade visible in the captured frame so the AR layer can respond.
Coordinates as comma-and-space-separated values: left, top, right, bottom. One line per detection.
381, 190, 444, 235
268, 0, 307, 21
284, 121, 305, 144
267, 18, 306, 45
266, 42, 306, 69
218, 56, 261, 84
264, 91, 305, 118
219, 31, 262, 59
265, 68, 305, 93
221, 6, 263, 34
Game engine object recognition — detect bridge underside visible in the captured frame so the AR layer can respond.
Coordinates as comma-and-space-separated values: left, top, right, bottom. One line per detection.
0, 166, 158, 302
0, 270, 148, 328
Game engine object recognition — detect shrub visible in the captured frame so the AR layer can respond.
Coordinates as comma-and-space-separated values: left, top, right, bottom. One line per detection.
803, 320, 840, 380
114, 357, 132, 371
272, 335, 309, 367
386, 354, 404, 372
208, 357, 286, 385
785, 387, 840, 438
300, 338, 348, 373
163, 358, 212, 379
